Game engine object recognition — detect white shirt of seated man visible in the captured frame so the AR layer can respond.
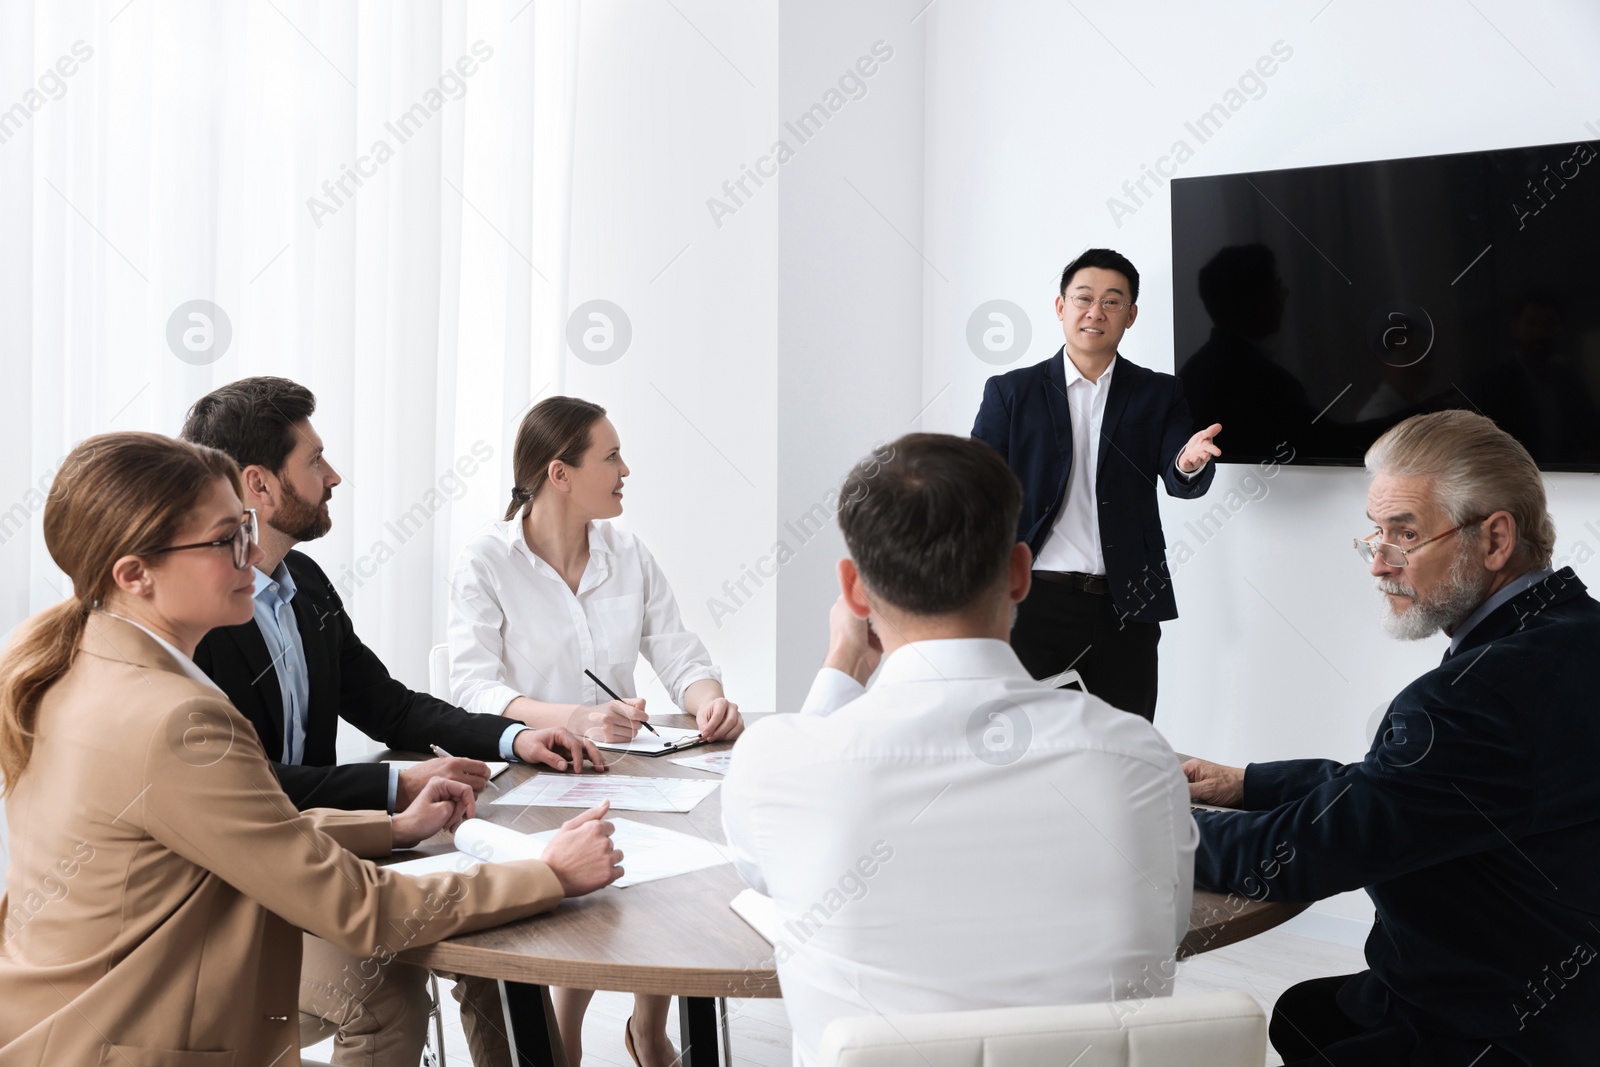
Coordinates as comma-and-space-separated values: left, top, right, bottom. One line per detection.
722, 550, 1196, 1067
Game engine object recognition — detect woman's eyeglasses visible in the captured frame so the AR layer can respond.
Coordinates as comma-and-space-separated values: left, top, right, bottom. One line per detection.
146, 509, 258, 570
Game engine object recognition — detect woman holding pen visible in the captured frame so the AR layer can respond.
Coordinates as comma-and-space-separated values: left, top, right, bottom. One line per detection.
447, 395, 743, 1067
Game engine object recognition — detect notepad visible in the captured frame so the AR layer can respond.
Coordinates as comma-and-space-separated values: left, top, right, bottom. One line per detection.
385, 819, 542, 877
596, 725, 705, 756
386, 759, 512, 780
730, 888, 784, 944
385, 817, 731, 887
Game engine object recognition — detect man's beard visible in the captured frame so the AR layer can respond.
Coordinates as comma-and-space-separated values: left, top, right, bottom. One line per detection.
1375, 548, 1492, 641
271, 478, 332, 542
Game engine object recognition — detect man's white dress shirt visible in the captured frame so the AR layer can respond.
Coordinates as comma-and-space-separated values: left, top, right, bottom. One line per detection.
723, 638, 1196, 1067
447, 518, 721, 714
1033, 354, 1200, 576
1034, 357, 1116, 574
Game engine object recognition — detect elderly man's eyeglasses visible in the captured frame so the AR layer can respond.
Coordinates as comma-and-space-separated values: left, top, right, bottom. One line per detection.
1353, 517, 1484, 567
147, 510, 258, 570
1066, 294, 1130, 313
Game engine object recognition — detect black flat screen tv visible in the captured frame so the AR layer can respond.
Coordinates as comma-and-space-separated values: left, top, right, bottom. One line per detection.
1171, 140, 1600, 470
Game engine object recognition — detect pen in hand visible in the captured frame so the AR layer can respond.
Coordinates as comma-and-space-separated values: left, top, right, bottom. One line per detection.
431, 743, 511, 789
583, 668, 658, 735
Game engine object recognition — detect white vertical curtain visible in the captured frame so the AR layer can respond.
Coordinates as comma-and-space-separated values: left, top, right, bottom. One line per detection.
0, 0, 580, 682
0, 0, 788, 886
0, 3, 582, 870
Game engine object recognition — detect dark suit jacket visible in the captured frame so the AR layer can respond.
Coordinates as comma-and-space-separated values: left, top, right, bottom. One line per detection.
194, 549, 511, 811
972, 349, 1215, 623
1195, 570, 1600, 1063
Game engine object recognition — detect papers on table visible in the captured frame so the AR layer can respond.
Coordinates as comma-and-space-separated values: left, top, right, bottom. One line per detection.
456, 817, 547, 861
384, 851, 488, 878
596, 724, 704, 755
669, 752, 732, 775
601, 819, 731, 887
386, 759, 512, 780
730, 888, 783, 944
384, 819, 543, 877
487, 773, 719, 813
385, 817, 731, 888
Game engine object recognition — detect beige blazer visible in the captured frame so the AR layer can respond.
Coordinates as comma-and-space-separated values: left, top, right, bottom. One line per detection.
0, 615, 564, 1066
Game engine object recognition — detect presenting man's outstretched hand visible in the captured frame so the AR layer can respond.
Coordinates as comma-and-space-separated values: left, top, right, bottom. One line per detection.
1179, 423, 1223, 474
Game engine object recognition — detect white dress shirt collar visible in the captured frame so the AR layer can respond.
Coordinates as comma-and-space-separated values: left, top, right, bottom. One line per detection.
1448, 566, 1556, 654
798, 639, 1041, 717
499, 515, 613, 592
874, 637, 1035, 686
1061, 351, 1116, 389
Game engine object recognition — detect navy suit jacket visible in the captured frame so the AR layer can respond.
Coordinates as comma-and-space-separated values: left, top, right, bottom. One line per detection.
193, 549, 509, 812
1195, 570, 1600, 1062
972, 349, 1214, 623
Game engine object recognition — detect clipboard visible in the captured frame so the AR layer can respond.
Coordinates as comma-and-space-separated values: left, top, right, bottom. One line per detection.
636, 733, 708, 757
595, 724, 709, 757
583, 668, 711, 757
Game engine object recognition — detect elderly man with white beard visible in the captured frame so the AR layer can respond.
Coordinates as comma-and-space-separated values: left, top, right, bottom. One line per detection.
1182, 410, 1600, 1067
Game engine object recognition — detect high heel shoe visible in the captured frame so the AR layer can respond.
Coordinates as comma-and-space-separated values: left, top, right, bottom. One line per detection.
624, 1015, 642, 1067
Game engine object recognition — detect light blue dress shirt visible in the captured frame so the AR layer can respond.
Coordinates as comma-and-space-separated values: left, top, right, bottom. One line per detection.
1447, 566, 1556, 655
255, 561, 529, 813
252, 562, 311, 766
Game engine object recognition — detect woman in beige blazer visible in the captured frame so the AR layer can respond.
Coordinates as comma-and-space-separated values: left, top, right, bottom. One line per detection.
0, 432, 624, 1065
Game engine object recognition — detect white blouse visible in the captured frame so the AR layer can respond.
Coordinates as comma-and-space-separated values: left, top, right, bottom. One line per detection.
447, 518, 721, 717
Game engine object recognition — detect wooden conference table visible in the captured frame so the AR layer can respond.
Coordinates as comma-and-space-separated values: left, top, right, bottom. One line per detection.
386, 721, 1306, 1067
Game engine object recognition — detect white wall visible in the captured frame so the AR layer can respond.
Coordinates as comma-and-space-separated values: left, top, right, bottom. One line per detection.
775, 0, 927, 708
908, 0, 1600, 939
557, 2, 779, 712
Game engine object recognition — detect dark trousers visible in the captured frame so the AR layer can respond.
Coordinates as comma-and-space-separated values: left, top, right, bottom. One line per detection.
1273, 974, 1519, 1067
1010, 576, 1160, 721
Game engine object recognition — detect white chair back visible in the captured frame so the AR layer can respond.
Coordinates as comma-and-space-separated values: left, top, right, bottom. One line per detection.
819, 992, 1265, 1067
428, 643, 451, 701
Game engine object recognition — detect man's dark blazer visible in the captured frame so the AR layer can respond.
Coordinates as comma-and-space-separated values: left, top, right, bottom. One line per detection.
1195, 570, 1600, 1063
972, 348, 1215, 623
194, 549, 510, 812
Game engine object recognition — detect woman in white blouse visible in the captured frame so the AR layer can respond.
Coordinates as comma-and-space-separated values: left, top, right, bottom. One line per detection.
448, 395, 743, 1067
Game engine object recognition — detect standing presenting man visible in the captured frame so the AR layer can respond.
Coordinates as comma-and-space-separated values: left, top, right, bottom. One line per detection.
973, 248, 1222, 720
